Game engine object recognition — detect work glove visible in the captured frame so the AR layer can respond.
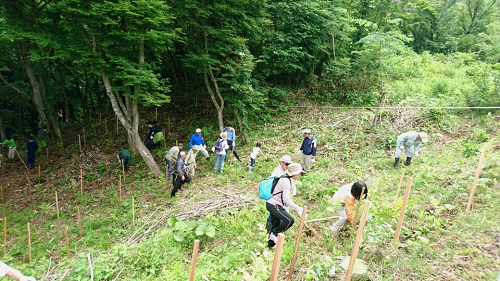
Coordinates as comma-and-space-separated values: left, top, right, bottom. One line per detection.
150, 136, 154, 139
203, 144, 207, 148
297, 207, 308, 219
311, 158, 315, 163
414, 152, 419, 156
118, 160, 121, 164
399, 146, 404, 150
21, 277, 36, 281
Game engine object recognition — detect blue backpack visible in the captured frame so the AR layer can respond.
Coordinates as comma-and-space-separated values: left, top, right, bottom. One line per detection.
259, 176, 290, 200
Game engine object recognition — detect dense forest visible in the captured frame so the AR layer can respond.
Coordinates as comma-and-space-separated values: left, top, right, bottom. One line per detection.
1, 0, 499, 176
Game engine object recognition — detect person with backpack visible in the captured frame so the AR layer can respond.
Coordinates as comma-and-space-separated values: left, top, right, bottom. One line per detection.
1, 136, 16, 159
271, 155, 292, 177
394, 131, 428, 168
248, 142, 265, 172
189, 128, 210, 161
330, 182, 368, 233
300, 129, 317, 173
266, 163, 306, 247
223, 123, 242, 162
164, 143, 183, 180
26, 136, 38, 169
171, 151, 189, 197
213, 132, 230, 173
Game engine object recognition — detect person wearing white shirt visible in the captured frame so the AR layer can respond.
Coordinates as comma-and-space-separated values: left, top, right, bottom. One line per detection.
248, 142, 265, 172
271, 155, 292, 177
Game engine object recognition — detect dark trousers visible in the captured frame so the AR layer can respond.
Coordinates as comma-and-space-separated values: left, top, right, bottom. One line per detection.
227, 140, 241, 161
250, 158, 256, 167
165, 159, 172, 179
171, 173, 190, 197
121, 156, 130, 170
146, 138, 154, 151
266, 202, 295, 236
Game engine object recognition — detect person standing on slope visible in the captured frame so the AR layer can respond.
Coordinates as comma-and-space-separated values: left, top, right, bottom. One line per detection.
223, 123, 242, 162
271, 155, 292, 177
164, 143, 183, 180
1, 136, 16, 159
26, 136, 38, 169
213, 132, 230, 173
394, 131, 428, 168
171, 151, 190, 197
300, 129, 317, 173
189, 128, 210, 161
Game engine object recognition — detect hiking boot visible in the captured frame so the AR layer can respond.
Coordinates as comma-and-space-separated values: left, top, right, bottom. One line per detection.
394, 158, 400, 169
267, 239, 276, 248
405, 157, 412, 166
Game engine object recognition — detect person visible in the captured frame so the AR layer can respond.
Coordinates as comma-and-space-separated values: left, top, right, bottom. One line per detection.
249, 143, 265, 172
26, 136, 38, 169
152, 121, 164, 149
185, 146, 199, 179
266, 163, 306, 247
171, 151, 190, 197
189, 128, 210, 161
394, 131, 428, 168
222, 123, 242, 161
145, 121, 156, 151
164, 144, 183, 180
117, 149, 132, 171
330, 182, 368, 233
300, 129, 317, 173
1, 136, 16, 159
213, 132, 230, 173
0, 260, 36, 281
271, 155, 292, 177
57, 109, 67, 126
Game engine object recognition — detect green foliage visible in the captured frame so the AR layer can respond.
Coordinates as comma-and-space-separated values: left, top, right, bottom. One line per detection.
167, 216, 215, 244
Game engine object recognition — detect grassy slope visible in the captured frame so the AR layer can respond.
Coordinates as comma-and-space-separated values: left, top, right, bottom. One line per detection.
1, 107, 499, 280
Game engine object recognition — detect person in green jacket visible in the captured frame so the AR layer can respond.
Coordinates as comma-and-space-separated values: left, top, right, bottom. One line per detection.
1, 136, 16, 159
117, 150, 132, 171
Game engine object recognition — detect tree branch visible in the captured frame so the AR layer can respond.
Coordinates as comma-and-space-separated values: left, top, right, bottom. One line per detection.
0, 72, 34, 101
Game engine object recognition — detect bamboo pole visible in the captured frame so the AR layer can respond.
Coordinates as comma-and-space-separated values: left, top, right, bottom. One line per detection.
46, 148, 49, 165
351, 188, 365, 227
55, 192, 60, 219
165, 166, 168, 194
188, 240, 200, 281
0, 185, 3, 204
287, 206, 307, 280
83, 128, 86, 147
38, 165, 41, 184
118, 175, 122, 201
163, 129, 167, 150
78, 134, 82, 153
64, 226, 70, 259
305, 216, 338, 224
80, 169, 83, 195
3, 217, 6, 255
59, 269, 71, 281
77, 206, 82, 238
122, 161, 125, 175
132, 197, 135, 228
269, 233, 285, 281
168, 117, 171, 134
345, 200, 371, 281
394, 178, 413, 244
394, 169, 406, 202
105, 117, 108, 134
466, 144, 488, 212
27, 222, 31, 262
87, 253, 94, 281
155, 107, 158, 122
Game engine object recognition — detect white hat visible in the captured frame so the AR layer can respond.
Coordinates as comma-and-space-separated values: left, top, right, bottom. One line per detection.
419, 132, 429, 143
195, 128, 202, 133
180, 151, 187, 156
302, 129, 311, 134
286, 163, 303, 176
279, 155, 292, 163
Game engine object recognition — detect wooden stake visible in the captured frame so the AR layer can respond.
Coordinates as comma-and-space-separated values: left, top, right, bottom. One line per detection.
188, 240, 200, 281
269, 233, 285, 281
394, 169, 406, 202
55, 192, 60, 219
116, 118, 118, 135
105, 117, 108, 134
78, 134, 82, 153
466, 144, 488, 212
352, 188, 365, 227
80, 169, 83, 195
27, 222, 31, 263
3, 217, 6, 255
345, 200, 371, 281
168, 117, 171, 134
394, 178, 413, 244
132, 197, 135, 228
305, 216, 338, 224
122, 161, 125, 175
118, 175, 122, 201
0, 185, 3, 204
83, 128, 86, 147
64, 226, 70, 259
287, 206, 307, 280
46, 148, 49, 165
155, 107, 158, 122
163, 129, 167, 150
38, 165, 41, 184
47, 175, 50, 194
77, 206, 82, 238
165, 166, 168, 194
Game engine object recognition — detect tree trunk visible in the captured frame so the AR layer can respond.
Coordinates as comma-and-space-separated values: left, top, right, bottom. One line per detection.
0, 108, 6, 141
234, 109, 247, 144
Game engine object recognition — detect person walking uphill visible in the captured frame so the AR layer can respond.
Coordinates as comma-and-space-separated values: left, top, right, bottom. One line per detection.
190, 128, 210, 161
394, 131, 428, 168
1, 136, 16, 159
266, 163, 306, 248
171, 151, 190, 197
26, 136, 38, 169
248, 143, 266, 172
330, 182, 368, 233
271, 155, 292, 177
223, 123, 242, 161
213, 133, 229, 173
164, 143, 183, 180
300, 129, 317, 173
117, 149, 132, 171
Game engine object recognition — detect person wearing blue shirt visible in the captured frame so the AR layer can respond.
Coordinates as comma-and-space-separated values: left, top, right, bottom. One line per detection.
223, 123, 242, 162
189, 128, 210, 161
300, 129, 317, 173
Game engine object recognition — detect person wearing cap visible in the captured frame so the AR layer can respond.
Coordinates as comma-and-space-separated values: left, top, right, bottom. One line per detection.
164, 143, 183, 179
171, 151, 190, 197
189, 128, 210, 161
330, 182, 368, 233
0, 260, 36, 280
300, 129, 317, 173
271, 155, 292, 177
213, 132, 230, 173
266, 163, 306, 248
394, 131, 428, 168
222, 123, 242, 162
117, 149, 132, 170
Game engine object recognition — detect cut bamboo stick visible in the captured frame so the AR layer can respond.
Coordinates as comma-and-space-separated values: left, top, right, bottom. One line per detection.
46, 148, 49, 165
305, 216, 339, 224
64, 226, 70, 259
77, 206, 82, 238
27, 222, 31, 263
83, 128, 86, 147
87, 253, 94, 281
80, 169, 83, 195
59, 269, 71, 281
165, 166, 168, 194
119, 175, 122, 201
105, 117, 108, 134
287, 206, 307, 280
188, 240, 200, 281
78, 134, 82, 152
352, 187, 365, 227
0, 185, 3, 204
38, 165, 41, 184
269, 233, 285, 281
132, 197, 135, 228
466, 144, 488, 212
345, 200, 371, 281
394, 178, 413, 244
3, 217, 6, 255
55, 192, 60, 219
394, 169, 406, 202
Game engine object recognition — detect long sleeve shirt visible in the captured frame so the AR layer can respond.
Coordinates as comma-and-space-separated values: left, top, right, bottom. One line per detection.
397, 131, 422, 154
175, 157, 186, 177
332, 183, 356, 221
1, 139, 15, 148
300, 136, 317, 156
27, 140, 38, 154
267, 177, 301, 214
189, 134, 206, 148
223, 127, 236, 141
165, 146, 180, 162
271, 165, 286, 177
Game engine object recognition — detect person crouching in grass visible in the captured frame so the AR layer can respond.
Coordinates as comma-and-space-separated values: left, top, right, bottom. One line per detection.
330, 182, 368, 233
